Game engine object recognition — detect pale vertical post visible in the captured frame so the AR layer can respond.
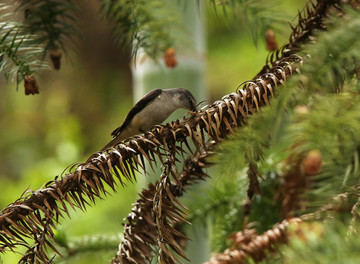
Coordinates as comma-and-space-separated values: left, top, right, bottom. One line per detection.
131, 1, 209, 263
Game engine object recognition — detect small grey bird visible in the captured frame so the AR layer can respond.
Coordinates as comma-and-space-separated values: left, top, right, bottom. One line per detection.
100, 88, 196, 151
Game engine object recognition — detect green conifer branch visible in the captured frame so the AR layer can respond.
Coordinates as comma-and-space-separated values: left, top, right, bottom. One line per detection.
53, 232, 121, 261
281, 220, 360, 263
0, 12, 48, 89
209, 0, 286, 45
101, 0, 180, 60
17, 0, 77, 54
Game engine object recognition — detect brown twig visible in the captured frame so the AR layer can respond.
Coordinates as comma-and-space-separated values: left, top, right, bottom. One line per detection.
111, 143, 213, 264
204, 218, 301, 264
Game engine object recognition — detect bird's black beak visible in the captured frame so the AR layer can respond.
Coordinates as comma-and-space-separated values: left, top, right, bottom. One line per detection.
191, 103, 196, 112
188, 98, 196, 112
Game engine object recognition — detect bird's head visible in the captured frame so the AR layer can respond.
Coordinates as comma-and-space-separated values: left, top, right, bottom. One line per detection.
170, 88, 197, 112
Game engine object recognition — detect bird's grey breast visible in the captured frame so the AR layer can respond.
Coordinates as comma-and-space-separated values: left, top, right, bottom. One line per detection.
134, 93, 177, 131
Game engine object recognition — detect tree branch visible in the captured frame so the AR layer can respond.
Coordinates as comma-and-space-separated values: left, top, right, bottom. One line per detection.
204, 217, 302, 264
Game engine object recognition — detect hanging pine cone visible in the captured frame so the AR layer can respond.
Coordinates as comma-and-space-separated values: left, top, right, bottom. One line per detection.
164, 47, 177, 68
50, 48, 62, 70
265, 29, 278, 51
303, 150, 322, 175
24, 8, 31, 19
24, 75, 39, 95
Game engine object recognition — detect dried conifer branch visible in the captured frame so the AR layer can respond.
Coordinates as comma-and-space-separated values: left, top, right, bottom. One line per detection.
18, 213, 60, 264
111, 143, 213, 264
204, 218, 301, 264
153, 150, 188, 264
111, 182, 158, 264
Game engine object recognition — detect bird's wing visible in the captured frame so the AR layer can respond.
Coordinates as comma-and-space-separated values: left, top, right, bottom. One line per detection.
111, 88, 163, 138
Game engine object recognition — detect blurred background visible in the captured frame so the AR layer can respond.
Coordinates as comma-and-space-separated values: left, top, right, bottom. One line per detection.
0, 0, 305, 263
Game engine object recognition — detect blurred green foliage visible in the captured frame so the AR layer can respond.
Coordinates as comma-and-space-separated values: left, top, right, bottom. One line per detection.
207, 0, 305, 99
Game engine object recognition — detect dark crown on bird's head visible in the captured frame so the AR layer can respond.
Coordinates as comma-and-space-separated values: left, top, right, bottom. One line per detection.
167, 88, 196, 111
